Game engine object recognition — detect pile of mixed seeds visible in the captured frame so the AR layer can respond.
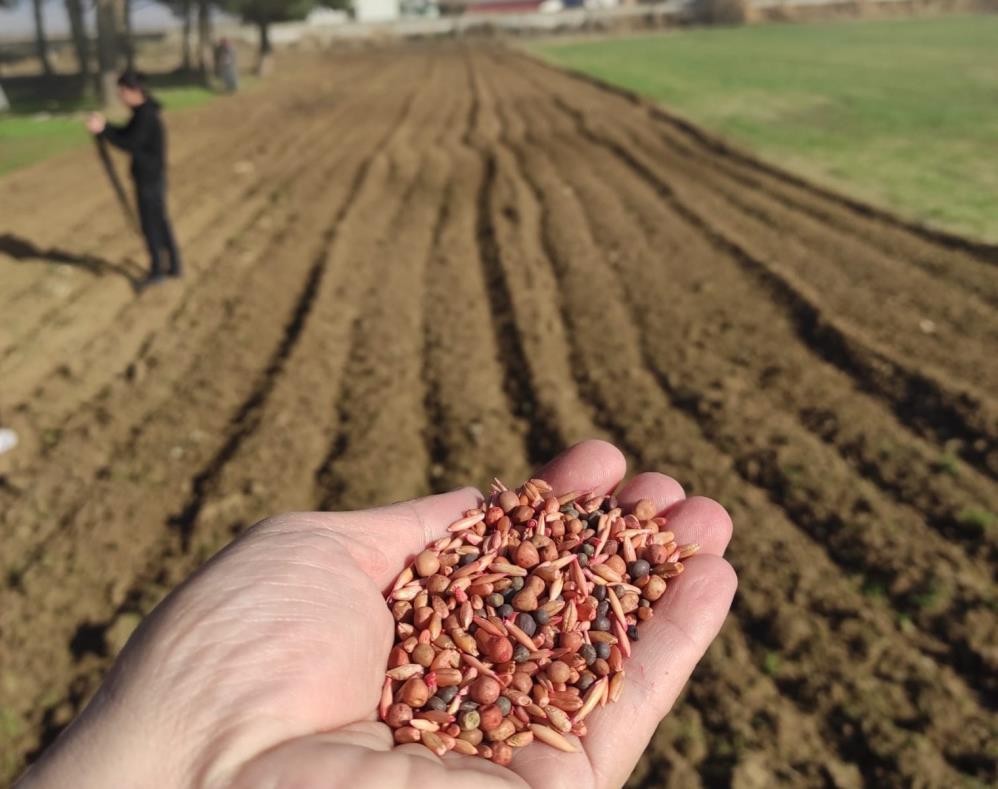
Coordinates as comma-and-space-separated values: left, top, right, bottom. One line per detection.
380, 476, 700, 765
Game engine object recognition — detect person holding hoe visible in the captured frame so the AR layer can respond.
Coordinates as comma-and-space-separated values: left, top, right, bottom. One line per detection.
86, 71, 182, 289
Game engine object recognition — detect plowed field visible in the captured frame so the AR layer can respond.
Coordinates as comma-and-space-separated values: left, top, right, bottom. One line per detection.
1, 44, 995, 787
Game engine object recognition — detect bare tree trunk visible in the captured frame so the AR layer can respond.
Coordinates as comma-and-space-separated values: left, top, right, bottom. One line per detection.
197, 0, 213, 86
181, 0, 193, 71
122, 0, 135, 69
95, 0, 121, 108
32, 0, 54, 76
64, 0, 92, 88
256, 19, 274, 77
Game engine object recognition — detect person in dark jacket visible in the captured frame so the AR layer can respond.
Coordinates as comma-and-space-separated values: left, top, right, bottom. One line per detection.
86, 71, 182, 288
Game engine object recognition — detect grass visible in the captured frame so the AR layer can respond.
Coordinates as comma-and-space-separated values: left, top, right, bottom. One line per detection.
533, 15, 998, 241
0, 84, 218, 176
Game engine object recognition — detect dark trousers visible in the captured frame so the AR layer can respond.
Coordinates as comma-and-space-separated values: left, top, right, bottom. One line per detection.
136, 179, 181, 277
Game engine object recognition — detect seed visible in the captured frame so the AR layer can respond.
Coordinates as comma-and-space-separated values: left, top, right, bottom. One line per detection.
487, 719, 516, 742
560, 631, 583, 653
497, 603, 514, 619
385, 703, 413, 728
498, 490, 520, 513
592, 584, 607, 601
627, 559, 651, 579
415, 550, 441, 578
394, 726, 421, 744
514, 540, 540, 568
437, 685, 459, 703
512, 589, 538, 612
544, 704, 572, 733
411, 643, 435, 667
479, 704, 503, 731
546, 661, 571, 684
579, 644, 597, 665
459, 727, 484, 746
459, 709, 481, 730
595, 642, 611, 660
533, 608, 551, 626
434, 668, 462, 687
592, 616, 611, 632
483, 636, 513, 663
507, 730, 534, 748
642, 575, 667, 602
515, 612, 537, 637
530, 724, 579, 753
513, 644, 531, 663
470, 676, 501, 705
421, 730, 448, 756
452, 737, 478, 756
426, 696, 447, 711
633, 499, 657, 521
491, 741, 513, 765
398, 677, 430, 708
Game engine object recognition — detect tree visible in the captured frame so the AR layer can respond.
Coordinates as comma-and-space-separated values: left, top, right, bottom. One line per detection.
31, 0, 54, 75
64, 0, 92, 89
224, 0, 315, 75
197, 0, 212, 83
95, 0, 122, 106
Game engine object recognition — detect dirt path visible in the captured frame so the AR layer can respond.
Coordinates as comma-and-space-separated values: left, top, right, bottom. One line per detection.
1, 44, 994, 787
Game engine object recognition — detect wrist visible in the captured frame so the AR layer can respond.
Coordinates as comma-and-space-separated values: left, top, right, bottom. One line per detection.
15, 683, 179, 789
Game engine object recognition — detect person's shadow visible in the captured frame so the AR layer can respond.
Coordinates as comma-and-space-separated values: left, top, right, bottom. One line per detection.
0, 233, 146, 291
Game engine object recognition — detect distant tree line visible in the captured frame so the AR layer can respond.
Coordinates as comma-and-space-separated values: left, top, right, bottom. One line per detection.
3, 0, 346, 105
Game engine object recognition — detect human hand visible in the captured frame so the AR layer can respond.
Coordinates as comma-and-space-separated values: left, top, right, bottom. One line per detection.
17, 440, 736, 789
85, 112, 106, 135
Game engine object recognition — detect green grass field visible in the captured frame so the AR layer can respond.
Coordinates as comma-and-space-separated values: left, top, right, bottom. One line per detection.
0, 85, 217, 176
535, 15, 998, 241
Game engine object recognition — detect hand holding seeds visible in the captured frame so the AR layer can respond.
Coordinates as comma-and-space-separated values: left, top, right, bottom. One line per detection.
18, 441, 735, 789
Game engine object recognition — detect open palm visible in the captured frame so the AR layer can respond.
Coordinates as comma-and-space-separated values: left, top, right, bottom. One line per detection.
19, 441, 736, 789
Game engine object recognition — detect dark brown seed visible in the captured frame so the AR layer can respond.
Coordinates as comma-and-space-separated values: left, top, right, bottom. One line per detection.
470, 675, 501, 705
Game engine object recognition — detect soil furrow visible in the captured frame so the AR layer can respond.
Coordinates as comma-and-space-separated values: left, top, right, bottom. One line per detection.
489, 55, 989, 784
547, 94, 998, 479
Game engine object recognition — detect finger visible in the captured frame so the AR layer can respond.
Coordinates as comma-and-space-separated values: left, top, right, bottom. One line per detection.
581, 555, 737, 788
615, 471, 686, 513
534, 439, 627, 498
661, 496, 734, 556
348, 487, 485, 589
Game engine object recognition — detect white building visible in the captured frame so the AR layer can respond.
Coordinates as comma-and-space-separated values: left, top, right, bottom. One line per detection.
354, 0, 401, 22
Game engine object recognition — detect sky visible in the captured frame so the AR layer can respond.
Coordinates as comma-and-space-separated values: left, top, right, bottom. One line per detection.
0, 1, 179, 39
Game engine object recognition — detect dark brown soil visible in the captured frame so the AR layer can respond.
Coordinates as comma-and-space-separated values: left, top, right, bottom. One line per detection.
1, 44, 995, 788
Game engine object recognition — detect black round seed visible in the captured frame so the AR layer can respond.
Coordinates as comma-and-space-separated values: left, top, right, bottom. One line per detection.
580, 543, 595, 557
497, 604, 514, 619
427, 696, 447, 711
613, 584, 625, 598
486, 593, 504, 609
628, 559, 651, 579
437, 686, 459, 703
534, 608, 551, 626
510, 576, 525, 592
639, 598, 651, 608
577, 553, 589, 568
515, 613, 537, 637
496, 696, 512, 716
593, 616, 611, 632
592, 584, 607, 601
459, 551, 480, 567
627, 624, 639, 641
579, 644, 597, 665
595, 642, 611, 660
597, 600, 610, 618
513, 644, 530, 663
577, 672, 596, 692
